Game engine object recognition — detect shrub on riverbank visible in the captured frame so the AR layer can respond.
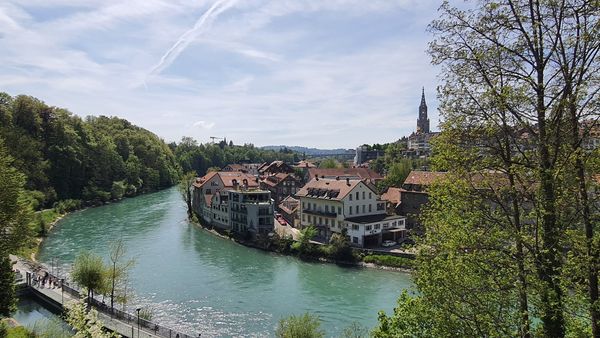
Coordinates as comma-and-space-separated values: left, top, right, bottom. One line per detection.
362, 255, 414, 269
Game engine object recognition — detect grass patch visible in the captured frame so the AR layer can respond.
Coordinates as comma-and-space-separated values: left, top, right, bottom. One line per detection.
362, 255, 414, 269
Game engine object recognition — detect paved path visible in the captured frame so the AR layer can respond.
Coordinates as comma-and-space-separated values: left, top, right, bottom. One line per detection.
10, 255, 188, 338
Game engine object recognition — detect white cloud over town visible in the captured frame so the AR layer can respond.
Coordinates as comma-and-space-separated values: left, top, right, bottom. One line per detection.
0, 0, 441, 148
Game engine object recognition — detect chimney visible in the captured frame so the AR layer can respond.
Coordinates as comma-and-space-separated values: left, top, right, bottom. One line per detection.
232, 179, 239, 190
242, 179, 248, 190
315, 175, 319, 181
346, 177, 350, 186
335, 176, 339, 181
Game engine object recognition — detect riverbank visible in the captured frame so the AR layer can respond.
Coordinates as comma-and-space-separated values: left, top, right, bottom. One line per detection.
189, 214, 414, 272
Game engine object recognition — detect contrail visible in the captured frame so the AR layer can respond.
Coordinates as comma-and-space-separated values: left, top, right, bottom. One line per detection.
148, 0, 237, 76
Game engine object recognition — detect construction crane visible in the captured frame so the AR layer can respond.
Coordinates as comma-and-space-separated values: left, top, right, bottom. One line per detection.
210, 136, 224, 144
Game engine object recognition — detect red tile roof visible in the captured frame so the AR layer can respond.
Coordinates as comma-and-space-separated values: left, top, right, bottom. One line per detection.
402, 171, 447, 186
381, 187, 402, 207
296, 178, 370, 201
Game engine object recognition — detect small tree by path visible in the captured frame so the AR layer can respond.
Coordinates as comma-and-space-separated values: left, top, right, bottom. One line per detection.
107, 239, 135, 313
71, 251, 107, 305
275, 313, 324, 338
65, 295, 120, 338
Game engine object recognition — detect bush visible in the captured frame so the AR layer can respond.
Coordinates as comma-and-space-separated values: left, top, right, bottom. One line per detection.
110, 180, 126, 200
275, 313, 324, 338
53, 199, 82, 214
6, 326, 35, 338
362, 255, 414, 268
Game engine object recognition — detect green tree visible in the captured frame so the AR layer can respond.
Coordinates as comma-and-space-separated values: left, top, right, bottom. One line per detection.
275, 313, 324, 338
0, 138, 33, 316
64, 296, 119, 338
318, 158, 338, 169
382, 1, 600, 337
106, 239, 135, 313
179, 172, 197, 218
71, 251, 107, 304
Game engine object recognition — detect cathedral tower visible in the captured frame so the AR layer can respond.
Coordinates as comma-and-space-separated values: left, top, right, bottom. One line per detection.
417, 87, 430, 134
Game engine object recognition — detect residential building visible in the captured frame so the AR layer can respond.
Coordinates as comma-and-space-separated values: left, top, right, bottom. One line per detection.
381, 187, 402, 215
397, 171, 447, 228
222, 164, 246, 172
278, 196, 299, 227
260, 173, 301, 206
296, 177, 406, 248
192, 171, 274, 238
258, 161, 295, 176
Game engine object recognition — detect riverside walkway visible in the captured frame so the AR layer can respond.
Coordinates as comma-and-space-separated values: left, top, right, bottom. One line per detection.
11, 255, 197, 338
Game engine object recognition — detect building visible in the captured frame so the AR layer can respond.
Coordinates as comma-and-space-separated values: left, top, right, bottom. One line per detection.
192, 171, 274, 238
354, 145, 385, 166
258, 161, 295, 176
407, 89, 439, 157
222, 164, 246, 172
397, 171, 447, 228
259, 173, 301, 206
296, 177, 406, 248
381, 187, 402, 215
228, 189, 274, 237
278, 196, 299, 227
306, 167, 383, 185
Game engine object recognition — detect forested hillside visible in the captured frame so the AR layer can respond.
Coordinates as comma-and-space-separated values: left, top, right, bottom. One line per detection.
170, 137, 300, 176
0, 93, 181, 209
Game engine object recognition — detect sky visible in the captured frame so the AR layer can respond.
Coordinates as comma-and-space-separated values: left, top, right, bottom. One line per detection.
0, 0, 442, 149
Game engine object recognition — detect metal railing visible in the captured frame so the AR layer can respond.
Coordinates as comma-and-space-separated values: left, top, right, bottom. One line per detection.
34, 270, 197, 338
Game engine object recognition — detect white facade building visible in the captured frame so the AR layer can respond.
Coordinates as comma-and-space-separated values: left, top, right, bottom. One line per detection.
296, 178, 406, 247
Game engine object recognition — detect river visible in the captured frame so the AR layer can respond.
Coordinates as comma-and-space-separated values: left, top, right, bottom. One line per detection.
37, 187, 413, 337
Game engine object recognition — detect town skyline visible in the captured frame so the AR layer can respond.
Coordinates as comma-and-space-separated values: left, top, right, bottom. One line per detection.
0, 0, 441, 148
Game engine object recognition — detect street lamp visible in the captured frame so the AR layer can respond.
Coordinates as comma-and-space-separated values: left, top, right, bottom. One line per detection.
136, 308, 141, 338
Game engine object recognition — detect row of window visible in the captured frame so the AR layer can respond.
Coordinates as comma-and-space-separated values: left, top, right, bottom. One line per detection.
348, 204, 372, 215
302, 202, 342, 215
348, 191, 372, 201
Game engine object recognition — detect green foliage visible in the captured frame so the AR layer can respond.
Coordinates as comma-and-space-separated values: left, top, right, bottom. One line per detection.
5, 326, 35, 338
64, 296, 119, 338
293, 226, 318, 255
106, 239, 135, 312
318, 158, 339, 169
362, 255, 413, 269
275, 313, 324, 338
53, 200, 82, 214
326, 229, 354, 261
172, 137, 298, 177
138, 308, 153, 321
28, 319, 72, 338
0, 93, 181, 207
71, 252, 107, 301
0, 256, 16, 317
341, 322, 369, 338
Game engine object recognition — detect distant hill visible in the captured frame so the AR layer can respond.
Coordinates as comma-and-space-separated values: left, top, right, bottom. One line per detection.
260, 145, 355, 156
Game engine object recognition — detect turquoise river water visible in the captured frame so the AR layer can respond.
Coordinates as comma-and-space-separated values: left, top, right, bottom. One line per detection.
37, 187, 413, 337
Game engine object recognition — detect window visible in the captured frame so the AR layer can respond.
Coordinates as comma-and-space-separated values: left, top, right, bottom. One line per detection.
353, 237, 358, 244
369, 204, 372, 212
303, 202, 306, 209
355, 205, 359, 214
338, 207, 341, 214
369, 192, 372, 199
325, 219, 329, 226
302, 214, 306, 221
352, 224, 359, 230
205, 189, 211, 194
325, 205, 329, 213
375, 224, 380, 230
338, 221, 343, 228
356, 192, 359, 200
313, 203, 316, 210
366, 225, 372, 231
349, 194, 353, 201
362, 191, 365, 199
319, 217, 323, 224
362, 205, 365, 213
392, 221, 396, 227
349, 207, 353, 215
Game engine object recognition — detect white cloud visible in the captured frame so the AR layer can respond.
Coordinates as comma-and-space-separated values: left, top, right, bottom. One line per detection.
193, 120, 216, 130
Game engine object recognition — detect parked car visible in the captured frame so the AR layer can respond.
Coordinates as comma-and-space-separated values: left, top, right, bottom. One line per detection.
382, 240, 397, 247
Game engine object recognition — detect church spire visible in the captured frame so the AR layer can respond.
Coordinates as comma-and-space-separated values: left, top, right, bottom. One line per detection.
417, 88, 430, 134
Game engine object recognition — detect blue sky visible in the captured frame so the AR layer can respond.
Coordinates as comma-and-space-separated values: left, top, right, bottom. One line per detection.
0, 0, 441, 148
